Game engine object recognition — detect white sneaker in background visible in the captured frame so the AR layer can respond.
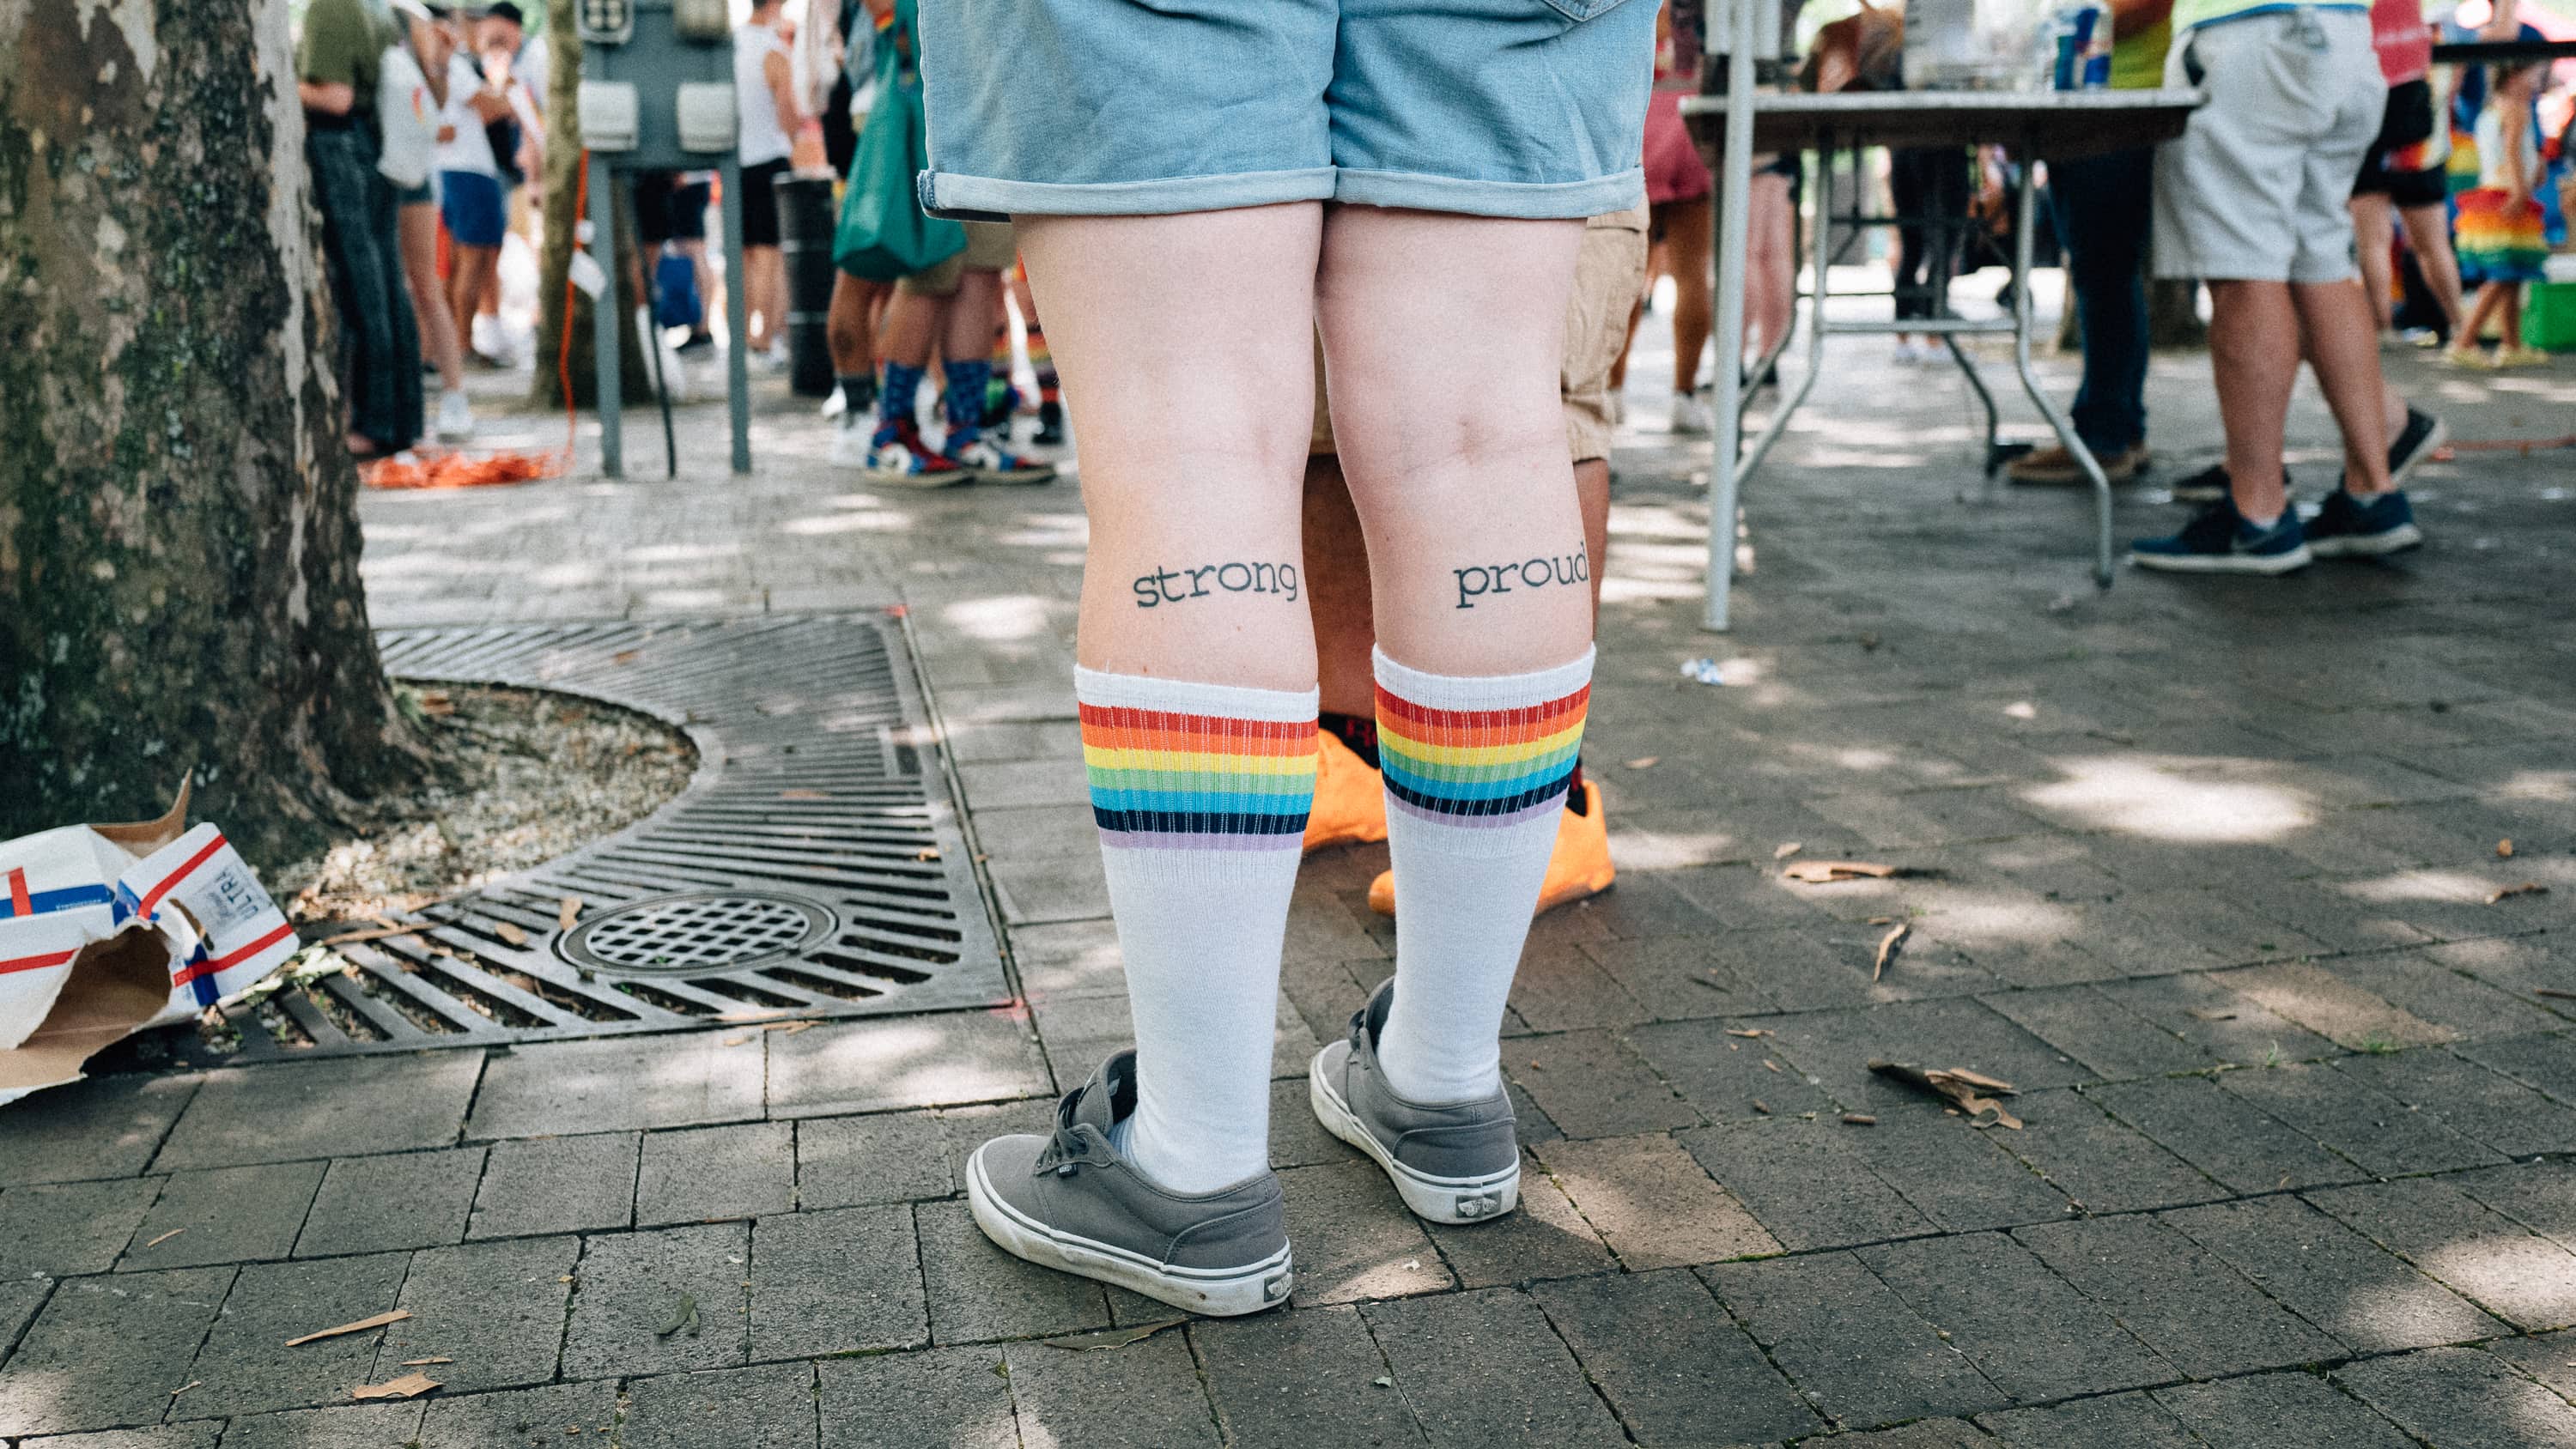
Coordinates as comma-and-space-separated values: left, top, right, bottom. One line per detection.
1668, 392, 1712, 435
829, 412, 877, 467
434, 390, 476, 442
818, 389, 847, 420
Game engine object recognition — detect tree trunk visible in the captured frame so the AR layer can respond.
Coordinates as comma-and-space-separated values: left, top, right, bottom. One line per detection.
532, 2, 653, 409
0, 0, 425, 868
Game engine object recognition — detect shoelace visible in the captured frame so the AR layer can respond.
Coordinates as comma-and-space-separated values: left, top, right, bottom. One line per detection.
1034, 1081, 1098, 1176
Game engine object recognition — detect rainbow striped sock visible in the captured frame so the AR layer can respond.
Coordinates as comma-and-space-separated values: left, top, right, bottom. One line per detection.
1076, 668, 1318, 1191
1373, 646, 1593, 1102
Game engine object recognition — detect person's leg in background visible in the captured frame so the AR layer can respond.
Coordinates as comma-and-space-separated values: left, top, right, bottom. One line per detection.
1659, 195, 1713, 433
740, 160, 790, 356
1887, 147, 1933, 356
2008, 145, 2153, 484
440, 170, 505, 368
1744, 167, 1795, 377
857, 265, 964, 485
398, 189, 473, 440
824, 270, 891, 464
2396, 200, 2464, 343
314, 130, 422, 456
2351, 190, 2402, 330
1006, 263, 1066, 445
935, 240, 1056, 482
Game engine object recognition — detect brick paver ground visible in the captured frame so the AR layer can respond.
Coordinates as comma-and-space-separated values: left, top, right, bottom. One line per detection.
4, 292, 2573, 1446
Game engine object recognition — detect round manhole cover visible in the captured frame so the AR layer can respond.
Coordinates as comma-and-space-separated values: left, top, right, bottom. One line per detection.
558, 891, 836, 976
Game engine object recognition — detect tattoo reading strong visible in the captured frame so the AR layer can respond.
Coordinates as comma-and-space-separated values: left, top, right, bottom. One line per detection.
1455, 547, 1587, 609
1133, 561, 1302, 608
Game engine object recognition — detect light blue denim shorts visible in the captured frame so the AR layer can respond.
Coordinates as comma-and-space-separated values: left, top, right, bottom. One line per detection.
915, 0, 1655, 221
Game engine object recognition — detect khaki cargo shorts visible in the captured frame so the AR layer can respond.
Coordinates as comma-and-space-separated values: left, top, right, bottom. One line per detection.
899, 220, 1020, 296
1310, 204, 1649, 464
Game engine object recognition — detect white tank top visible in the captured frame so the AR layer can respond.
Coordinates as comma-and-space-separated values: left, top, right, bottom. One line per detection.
734, 21, 793, 167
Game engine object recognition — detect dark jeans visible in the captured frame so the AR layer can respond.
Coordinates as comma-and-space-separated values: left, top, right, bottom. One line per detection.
308, 124, 422, 452
1888, 146, 1971, 322
2044, 145, 2152, 454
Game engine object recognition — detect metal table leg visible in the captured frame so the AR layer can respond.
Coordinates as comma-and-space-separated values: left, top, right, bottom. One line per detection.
1704, 0, 1761, 633
1734, 137, 1831, 489
2004, 149, 2116, 587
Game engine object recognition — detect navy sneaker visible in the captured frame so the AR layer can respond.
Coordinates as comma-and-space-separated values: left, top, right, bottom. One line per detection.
2130, 496, 2312, 575
2382, 407, 2447, 491
2305, 486, 2424, 558
2168, 463, 2229, 503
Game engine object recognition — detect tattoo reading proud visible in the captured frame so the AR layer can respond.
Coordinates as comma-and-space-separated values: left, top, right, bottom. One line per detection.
1455, 546, 1588, 609
1132, 561, 1302, 608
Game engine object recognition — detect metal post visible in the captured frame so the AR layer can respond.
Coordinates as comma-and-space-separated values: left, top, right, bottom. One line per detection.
721, 154, 752, 476
589, 153, 623, 479
1702, 0, 1761, 632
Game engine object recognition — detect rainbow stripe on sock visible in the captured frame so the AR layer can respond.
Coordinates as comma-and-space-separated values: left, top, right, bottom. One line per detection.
1080, 703, 1315, 851
1376, 680, 1588, 829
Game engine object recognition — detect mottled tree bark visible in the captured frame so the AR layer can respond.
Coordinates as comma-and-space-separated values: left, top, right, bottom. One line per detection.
0, 0, 425, 867
531, 0, 653, 409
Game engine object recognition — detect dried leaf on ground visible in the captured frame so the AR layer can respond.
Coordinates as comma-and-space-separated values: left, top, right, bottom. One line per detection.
314, 923, 425, 948
1783, 860, 1910, 883
779, 789, 829, 801
1773, 842, 1804, 860
1752, 1099, 1771, 1114
1843, 1113, 1877, 1126
287, 1310, 410, 1347
145, 1228, 186, 1248
493, 921, 527, 947
2489, 882, 2549, 904
1371, 1376, 1394, 1388
417, 692, 456, 717
1868, 1060, 2025, 1130
558, 896, 583, 933
657, 1293, 701, 1339
1762, 1058, 1783, 1073
611, 650, 641, 665
2498, 839, 2515, 858
1725, 1028, 1771, 1039
2185, 1007, 2238, 1022
350, 1373, 440, 1401
1042, 1319, 1188, 1351
401, 1358, 454, 1367
2535, 987, 2576, 1002
1873, 923, 1911, 981
1624, 757, 1660, 770
1867, 915, 1896, 925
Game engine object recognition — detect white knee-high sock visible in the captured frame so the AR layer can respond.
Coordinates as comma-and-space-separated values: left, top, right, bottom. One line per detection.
1076, 667, 1316, 1194
1372, 646, 1594, 1104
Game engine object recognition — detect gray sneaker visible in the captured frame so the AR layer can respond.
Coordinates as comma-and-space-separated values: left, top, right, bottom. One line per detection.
966, 1050, 1292, 1317
1309, 979, 1521, 1223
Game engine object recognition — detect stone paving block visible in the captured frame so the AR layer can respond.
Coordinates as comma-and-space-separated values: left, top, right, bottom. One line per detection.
2159, 1195, 2506, 1353
1822, 1418, 1993, 1446
214, 1404, 422, 1449
2154, 1372, 2416, 1448
1278, 1161, 1452, 1307
1194, 1304, 1422, 1449
958, 757, 1088, 809
293, 1149, 483, 1258
2215, 1059, 2503, 1176
153, 1055, 481, 1173
0, 1268, 232, 1438
1625, 1018, 1832, 1123
0, 1179, 163, 1279
468, 1033, 765, 1138
1760, 998, 2092, 1103
2215, 961, 2455, 1051
2458, 1031, 2576, 1106
2332, 1047, 2576, 1158
1533, 1134, 1778, 1269
2451, 1160, 2576, 1252
1577, 934, 1765, 1020
750, 1205, 926, 1359
0, 1069, 187, 1185
797, 1111, 954, 1208
561, 1222, 750, 1378
1006, 918, 1127, 999
415, 1380, 621, 1449
1504, 1030, 1699, 1138
1533, 1269, 1821, 1446
468, 1131, 637, 1240
1831, 1094, 2073, 1234
1858, 1232, 2173, 1402
2323, 952, 2561, 1042
1504, 944, 1654, 1033
1267, 1077, 1362, 1170
1985, 1088, 2221, 1216
2215, 879, 2439, 957
1362, 1288, 1627, 1449
915, 1199, 1111, 1343
2307, 1177, 2576, 1331
119, 1161, 325, 1270
1677, 1116, 1935, 1252
1033, 991, 1315, 1084
177, 1252, 407, 1419
2, 1277, 46, 1355
1421, 1153, 1613, 1288
1688, 926, 1941, 1014
1279, 955, 1371, 1046
1002, 1331, 1220, 1449
766, 1010, 1051, 1118
623, 1361, 818, 1449
1702, 1251, 2001, 1429
2081, 1075, 2359, 1193
2091, 972, 2342, 1067
817, 1346, 1018, 1449
2335, 1346, 2576, 1449
2481, 1327, 2576, 1404
2014, 1215, 2340, 1378
2429, 937, 2576, 1011
374, 1235, 576, 1392
1978, 986, 2215, 1081
1976, 1391, 2199, 1448
986, 853, 1109, 925
638, 1122, 796, 1225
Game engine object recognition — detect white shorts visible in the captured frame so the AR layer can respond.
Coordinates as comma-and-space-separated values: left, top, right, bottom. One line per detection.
2152, 8, 2385, 284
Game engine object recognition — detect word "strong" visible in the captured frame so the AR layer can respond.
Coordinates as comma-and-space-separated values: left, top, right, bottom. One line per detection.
1133, 561, 1302, 608
1455, 548, 1587, 609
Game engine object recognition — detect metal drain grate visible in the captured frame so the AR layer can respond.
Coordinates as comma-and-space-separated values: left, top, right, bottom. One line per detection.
222, 613, 1009, 1058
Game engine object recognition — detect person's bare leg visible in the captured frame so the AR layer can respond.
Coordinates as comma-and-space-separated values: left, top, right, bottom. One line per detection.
2290, 277, 2391, 494
1746, 173, 1794, 361
2397, 202, 2465, 337
447, 245, 499, 357
827, 274, 886, 378
398, 203, 464, 392
2206, 279, 2300, 522
745, 246, 786, 351
1663, 197, 1713, 397
2349, 193, 2397, 332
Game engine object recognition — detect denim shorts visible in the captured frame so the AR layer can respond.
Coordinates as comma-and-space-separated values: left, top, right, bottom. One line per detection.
439, 169, 507, 249
915, 0, 1655, 221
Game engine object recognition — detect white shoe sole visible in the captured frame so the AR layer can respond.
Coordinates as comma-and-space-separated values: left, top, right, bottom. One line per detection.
862, 470, 973, 489
2129, 543, 2313, 575
2309, 522, 2424, 558
964, 1146, 1291, 1318
1308, 1047, 1520, 1225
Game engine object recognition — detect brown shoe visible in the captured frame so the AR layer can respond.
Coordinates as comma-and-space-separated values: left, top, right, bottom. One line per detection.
2005, 442, 2148, 486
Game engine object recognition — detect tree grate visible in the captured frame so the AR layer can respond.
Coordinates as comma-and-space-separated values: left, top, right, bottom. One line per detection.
221, 612, 1009, 1058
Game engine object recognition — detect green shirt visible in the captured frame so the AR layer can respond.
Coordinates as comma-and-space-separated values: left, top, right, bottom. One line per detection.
2109, 13, 2172, 88
298, 0, 392, 114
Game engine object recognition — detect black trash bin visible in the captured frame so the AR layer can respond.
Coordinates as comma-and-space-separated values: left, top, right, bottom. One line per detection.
776, 175, 840, 398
